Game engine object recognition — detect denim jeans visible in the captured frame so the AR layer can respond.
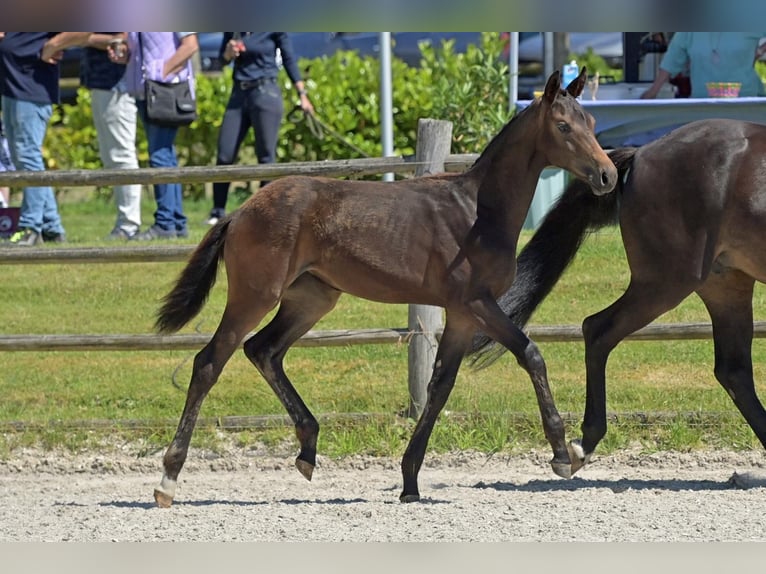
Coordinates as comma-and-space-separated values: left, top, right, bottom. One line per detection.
136, 100, 187, 233
1, 96, 65, 236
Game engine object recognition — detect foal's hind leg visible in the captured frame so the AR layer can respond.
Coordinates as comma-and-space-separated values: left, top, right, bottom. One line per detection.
698, 271, 766, 449
243, 274, 342, 481
154, 308, 270, 508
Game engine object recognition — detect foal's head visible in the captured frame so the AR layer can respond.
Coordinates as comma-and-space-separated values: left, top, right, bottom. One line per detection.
533, 68, 617, 195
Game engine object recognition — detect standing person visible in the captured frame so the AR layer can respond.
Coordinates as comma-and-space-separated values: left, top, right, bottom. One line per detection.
82, 32, 143, 240
113, 32, 198, 241
0, 116, 13, 208
642, 32, 766, 99
205, 32, 314, 225
0, 32, 89, 246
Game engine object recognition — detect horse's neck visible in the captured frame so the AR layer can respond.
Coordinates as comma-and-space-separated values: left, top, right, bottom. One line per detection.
470, 119, 546, 227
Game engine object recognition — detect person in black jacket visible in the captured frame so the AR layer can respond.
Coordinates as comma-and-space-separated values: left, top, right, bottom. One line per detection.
205, 32, 314, 225
81, 33, 143, 239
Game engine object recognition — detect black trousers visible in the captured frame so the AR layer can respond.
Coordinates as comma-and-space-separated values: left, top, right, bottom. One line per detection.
212, 79, 284, 213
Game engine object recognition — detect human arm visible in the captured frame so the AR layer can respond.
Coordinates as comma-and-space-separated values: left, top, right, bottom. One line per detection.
640, 68, 671, 99
40, 32, 91, 63
162, 33, 199, 78
276, 33, 314, 114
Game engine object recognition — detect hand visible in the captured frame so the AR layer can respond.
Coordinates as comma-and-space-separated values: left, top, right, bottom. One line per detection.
299, 93, 314, 115
107, 39, 128, 63
224, 39, 245, 61
40, 43, 64, 64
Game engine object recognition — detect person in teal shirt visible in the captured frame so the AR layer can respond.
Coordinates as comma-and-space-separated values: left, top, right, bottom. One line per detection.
642, 32, 766, 99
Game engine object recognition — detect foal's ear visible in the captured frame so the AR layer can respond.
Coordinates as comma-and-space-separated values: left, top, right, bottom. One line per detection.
543, 70, 562, 104
565, 66, 588, 98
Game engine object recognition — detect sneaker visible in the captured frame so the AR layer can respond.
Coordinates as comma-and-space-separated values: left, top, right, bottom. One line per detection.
8, 228, 43, 246
205, 209, 224, 226
106, 228, 135, 241
129, 224, 177, 241
176, 227, 189, 239
42, 230, 66, 243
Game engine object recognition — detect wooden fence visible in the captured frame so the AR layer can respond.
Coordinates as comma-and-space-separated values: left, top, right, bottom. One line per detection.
0, 119, 757, 419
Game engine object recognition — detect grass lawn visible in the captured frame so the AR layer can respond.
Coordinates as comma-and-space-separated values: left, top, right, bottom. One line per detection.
1, 190, 765, 458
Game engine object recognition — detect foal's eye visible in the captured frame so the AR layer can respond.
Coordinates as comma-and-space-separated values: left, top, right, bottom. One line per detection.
557, 122, 571, 134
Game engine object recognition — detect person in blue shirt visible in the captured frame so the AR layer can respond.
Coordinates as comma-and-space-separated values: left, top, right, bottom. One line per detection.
642, 32, 766, 99
205, 32, 314, 225
0, 32, 89, 246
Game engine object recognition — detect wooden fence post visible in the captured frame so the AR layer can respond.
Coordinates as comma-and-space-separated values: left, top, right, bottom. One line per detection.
406, 119, 452, 419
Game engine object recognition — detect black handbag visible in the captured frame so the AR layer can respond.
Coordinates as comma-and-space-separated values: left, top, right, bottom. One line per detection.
144, 78, 198, 127
138, 33, 198, 127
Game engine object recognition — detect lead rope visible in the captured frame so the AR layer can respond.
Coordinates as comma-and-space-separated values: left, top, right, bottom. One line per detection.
289, 105, 371, 158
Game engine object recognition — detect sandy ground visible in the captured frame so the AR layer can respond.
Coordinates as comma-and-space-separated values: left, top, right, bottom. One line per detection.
2, 443, 766, 542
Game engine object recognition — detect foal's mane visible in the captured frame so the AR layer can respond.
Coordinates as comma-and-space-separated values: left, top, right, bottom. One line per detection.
468, 87, 571, 170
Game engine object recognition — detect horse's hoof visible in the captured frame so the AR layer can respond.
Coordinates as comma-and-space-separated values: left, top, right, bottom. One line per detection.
153, 488, 174, 508
567, 439, 591, 475
295, 458, 314, 481
400, 493, 420, 503
550, 460, 572, 479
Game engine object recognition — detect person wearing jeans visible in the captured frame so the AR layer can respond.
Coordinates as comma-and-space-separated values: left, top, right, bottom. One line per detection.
82, 33, 142, 240
114, 32, 198, 241
135, 100, 187, 237
0, 32, 89, 246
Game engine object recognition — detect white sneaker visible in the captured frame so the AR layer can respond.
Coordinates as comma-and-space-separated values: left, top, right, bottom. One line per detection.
204, 215, 219, 226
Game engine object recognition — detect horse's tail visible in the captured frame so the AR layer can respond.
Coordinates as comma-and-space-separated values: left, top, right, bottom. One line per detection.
155, 218, 231, 334
468, 147, 637, 368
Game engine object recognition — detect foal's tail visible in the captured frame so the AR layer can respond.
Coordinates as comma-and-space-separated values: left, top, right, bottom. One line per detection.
155, 218, 231, 334
468, 147, 637, 368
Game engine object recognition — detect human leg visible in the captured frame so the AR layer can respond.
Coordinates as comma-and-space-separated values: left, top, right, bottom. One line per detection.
249, 81, 284, 188
133, 101, 185, 238
2, 96, 63, 239
209, 88, 249, 222
91, 89, 142, 237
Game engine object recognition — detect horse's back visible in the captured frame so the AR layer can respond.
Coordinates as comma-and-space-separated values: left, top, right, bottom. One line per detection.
621, 119, 766, 282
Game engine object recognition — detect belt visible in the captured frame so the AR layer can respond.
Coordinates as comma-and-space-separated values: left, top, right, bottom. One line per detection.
238, 78, 276, 91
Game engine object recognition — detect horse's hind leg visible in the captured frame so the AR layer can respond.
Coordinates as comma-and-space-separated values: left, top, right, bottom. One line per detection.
154, 307, 274, 508
400, 313, 473, 502
698, 271, 766, 449
243, 274, 342, 481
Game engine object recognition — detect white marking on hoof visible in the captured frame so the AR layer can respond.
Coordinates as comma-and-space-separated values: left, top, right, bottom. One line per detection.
154, 475, 177, 508
568, 439, 592, 475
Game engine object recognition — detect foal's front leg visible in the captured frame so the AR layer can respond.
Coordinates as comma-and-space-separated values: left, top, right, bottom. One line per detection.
469, 298, 572, 478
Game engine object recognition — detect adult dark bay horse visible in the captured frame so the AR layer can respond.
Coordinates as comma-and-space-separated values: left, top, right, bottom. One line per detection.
152, 69, 617, 507
471, 118, 766, 475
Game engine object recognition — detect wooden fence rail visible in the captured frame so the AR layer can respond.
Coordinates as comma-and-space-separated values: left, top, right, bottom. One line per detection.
0, 154, 477, 188
0, 123, 472, 419
1, 130, 749, 421
3, 322, 766, 352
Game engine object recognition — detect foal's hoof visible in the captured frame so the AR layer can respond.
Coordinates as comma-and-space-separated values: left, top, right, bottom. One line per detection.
400, 493, 421, 503
567, 439, 591, 476
550, 460, 572, 479
153, 488, 174, 508
295, 458, 314, 481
